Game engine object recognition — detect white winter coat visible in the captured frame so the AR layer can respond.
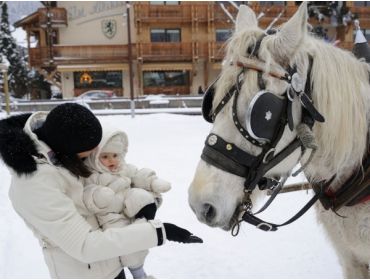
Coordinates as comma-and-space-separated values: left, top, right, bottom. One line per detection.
7, 112, 167, 279
83, 125, 171, 268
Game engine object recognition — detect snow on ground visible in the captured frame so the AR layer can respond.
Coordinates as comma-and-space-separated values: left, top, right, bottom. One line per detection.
0, 114, 342, 278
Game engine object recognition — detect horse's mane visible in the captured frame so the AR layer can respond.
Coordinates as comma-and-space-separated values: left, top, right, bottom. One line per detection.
307, 39, 370, 182
216, 27, 370, 183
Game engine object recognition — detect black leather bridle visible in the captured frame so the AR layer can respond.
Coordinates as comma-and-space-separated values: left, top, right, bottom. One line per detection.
201, 35, 326, 232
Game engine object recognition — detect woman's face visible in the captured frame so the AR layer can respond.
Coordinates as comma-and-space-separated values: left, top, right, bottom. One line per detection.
77, 147, 97, 159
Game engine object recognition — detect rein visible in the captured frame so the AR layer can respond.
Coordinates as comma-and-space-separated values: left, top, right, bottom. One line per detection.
201, 35, 327, 232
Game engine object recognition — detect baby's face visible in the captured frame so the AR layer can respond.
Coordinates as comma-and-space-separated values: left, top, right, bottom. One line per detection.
99, 152, 120, 172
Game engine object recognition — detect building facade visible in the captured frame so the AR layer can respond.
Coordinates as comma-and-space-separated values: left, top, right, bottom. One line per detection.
15, 1, 370, 99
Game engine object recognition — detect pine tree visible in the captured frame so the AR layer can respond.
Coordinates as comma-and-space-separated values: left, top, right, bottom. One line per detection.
0, 1, 30, 98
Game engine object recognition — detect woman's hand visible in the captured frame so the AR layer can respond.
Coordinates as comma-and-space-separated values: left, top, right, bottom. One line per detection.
163, 223, 203, 243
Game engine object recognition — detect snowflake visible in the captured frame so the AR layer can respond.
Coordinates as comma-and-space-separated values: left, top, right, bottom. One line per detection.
265, 111, 272, 121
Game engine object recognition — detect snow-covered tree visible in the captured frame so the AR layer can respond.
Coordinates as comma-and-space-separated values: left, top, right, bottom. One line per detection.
0, 1, 52, 99
0, 1, 30, 98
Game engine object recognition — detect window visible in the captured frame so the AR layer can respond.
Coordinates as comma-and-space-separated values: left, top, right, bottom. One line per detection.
150, 1, 180, 5
150, 28, 181, 42
259, 1, 285, 6
216, 29, 232, 42
143, 71, 189, 87
74, 71, 122, 89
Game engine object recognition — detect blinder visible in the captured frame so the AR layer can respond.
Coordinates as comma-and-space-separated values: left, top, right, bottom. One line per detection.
202, 77, 218, 123
246, 91, 287, 144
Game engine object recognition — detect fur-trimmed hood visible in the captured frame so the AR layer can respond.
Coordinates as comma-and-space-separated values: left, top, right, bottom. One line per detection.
0, 112, 55, 176
84, 121, 128, 174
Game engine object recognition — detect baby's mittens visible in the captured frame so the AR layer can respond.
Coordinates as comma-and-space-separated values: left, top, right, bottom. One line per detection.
93, 187, 115, 209
151, 178, 171, 193
132, 168, 156, 191
123, 188, 155, 218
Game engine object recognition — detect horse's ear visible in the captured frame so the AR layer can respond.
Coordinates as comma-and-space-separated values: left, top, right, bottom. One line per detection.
235, 5, 257, 32
272, 2, 308, 61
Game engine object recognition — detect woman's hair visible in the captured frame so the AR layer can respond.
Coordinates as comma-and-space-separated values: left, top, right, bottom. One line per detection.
54, 152, 92, 178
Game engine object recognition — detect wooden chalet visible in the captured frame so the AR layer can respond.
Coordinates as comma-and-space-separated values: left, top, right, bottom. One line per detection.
14, 1, 370, 98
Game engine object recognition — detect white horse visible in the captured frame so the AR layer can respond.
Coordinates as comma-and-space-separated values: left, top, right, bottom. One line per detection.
188, 3, 370, 278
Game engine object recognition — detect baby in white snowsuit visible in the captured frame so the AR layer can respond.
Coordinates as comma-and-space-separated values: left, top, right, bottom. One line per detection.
83, 124, 171, 279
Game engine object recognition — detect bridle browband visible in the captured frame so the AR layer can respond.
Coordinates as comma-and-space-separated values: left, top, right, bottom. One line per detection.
201, 34, 326, 232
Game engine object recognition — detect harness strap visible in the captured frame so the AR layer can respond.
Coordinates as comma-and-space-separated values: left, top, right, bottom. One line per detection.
201, 134, 259, 177
211, 71, 244, 122
232, 77, 265, 147
312, 146, 370, 210
211, 86, 236, 122
253, 177, 287, 215
246, 138, 303, 191
241, 187, 322, 231
247, 34, 266, 58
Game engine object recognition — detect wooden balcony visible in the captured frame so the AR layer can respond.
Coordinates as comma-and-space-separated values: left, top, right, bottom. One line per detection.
14, 7, 67, 28
135, 3, 210, 23
135, 4, 192, 23
138, 42, 194, 62
39, 7, 68, 27
349, 6, 370, 28
28, 45, 135, 68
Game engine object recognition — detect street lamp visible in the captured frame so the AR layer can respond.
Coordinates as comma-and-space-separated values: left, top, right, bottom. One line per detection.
125, 1, 135, 118
0, 62, 10, 115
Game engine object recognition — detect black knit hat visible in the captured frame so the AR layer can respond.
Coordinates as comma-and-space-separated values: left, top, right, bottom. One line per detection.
34, 103, 102, 155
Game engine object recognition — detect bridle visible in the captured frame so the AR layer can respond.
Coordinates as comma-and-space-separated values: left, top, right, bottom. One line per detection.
201, 34, 326, 233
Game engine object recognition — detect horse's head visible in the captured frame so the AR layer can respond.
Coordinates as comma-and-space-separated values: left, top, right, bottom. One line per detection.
189, 3, 324, 231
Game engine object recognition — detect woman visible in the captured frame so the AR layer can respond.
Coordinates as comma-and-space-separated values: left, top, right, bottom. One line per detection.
0, 103, 202, 279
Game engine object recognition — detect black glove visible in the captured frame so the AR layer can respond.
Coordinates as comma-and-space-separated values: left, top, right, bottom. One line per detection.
135, 203, 157, 220
163, 223, 203, 244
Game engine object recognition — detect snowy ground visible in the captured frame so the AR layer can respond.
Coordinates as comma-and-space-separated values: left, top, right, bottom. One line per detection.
0, 113, 342, 278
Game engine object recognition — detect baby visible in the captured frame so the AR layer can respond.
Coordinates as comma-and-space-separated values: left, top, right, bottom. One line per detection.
83, 124, 171, 279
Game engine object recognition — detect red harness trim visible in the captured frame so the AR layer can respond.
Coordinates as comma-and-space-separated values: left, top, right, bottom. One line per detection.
359, 194, 370, 204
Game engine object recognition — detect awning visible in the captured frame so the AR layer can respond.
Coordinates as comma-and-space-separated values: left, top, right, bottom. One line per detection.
57, 64, 129, 72
14, 11, 39, 28
141, 63, 193, 71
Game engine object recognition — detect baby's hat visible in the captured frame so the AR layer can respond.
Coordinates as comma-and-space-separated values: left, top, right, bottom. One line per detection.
101, 134, 124, 154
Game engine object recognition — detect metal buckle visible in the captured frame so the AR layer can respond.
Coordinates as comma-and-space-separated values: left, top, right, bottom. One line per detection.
263, 148, 275, 164
256, 222, 273, 231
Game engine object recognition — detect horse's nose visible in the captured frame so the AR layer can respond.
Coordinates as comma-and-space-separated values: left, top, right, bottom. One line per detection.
203, 203, 217, 223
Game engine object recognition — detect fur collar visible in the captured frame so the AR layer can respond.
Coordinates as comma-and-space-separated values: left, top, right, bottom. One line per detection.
0, 113, 39, 176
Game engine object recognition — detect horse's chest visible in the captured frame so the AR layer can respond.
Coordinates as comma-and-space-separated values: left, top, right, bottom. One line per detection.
316, 203, 370, 260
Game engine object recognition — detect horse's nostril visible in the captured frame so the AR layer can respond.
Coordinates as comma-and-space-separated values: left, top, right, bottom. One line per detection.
203, 203, 216, 223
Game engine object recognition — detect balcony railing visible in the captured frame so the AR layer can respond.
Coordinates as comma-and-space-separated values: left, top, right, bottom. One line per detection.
138, 42, 194, 62
29, 45, 135, 67
135, 3, 210, 23
38, 7, 67, 27
135, 4, 192, 23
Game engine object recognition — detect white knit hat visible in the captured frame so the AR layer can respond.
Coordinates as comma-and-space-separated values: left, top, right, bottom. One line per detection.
101, 134, 124, 154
